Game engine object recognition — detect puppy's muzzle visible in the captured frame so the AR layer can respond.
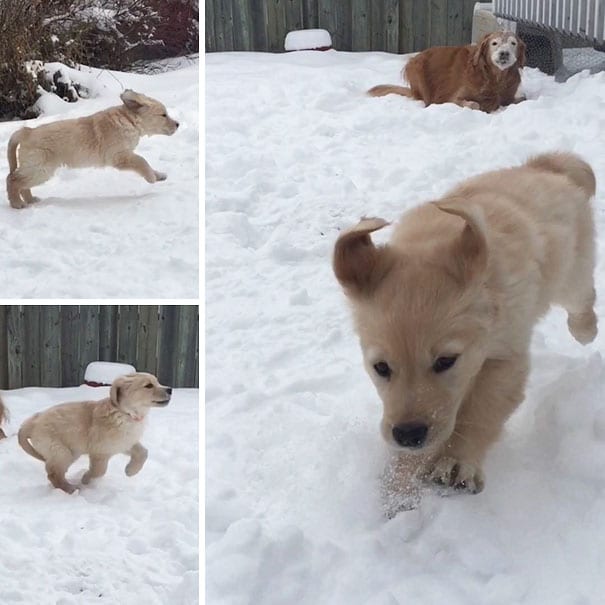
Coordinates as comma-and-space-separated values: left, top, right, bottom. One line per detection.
392, 423, 428, 449
154, 386, 172, 406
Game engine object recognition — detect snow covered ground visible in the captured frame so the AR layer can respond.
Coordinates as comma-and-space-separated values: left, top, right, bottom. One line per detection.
0, 385, 199, 604
0, 60, 198, 298
206, 50, 605, 604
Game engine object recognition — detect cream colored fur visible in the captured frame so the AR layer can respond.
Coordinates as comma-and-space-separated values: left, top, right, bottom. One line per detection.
18, 372, 171, 493
334, 152, 597, 497
6, 89, 179, 208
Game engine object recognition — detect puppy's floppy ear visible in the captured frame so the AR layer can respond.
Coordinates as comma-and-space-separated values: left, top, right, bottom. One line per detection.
516, 36, 526, 67
110, 376, 127, 407
433, 200, 488, 282
120, 89, 145, 111
333, 217, 392, 296
472, 35, 490, 67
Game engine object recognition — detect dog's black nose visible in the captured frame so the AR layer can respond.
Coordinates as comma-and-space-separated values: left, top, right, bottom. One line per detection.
392, 423, 428, 448
499, 51, 510, 60
175, 122, 180, 129
166, 387, 173, 395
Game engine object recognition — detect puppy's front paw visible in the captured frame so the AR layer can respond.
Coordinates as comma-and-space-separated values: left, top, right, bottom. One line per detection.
125, 460, 144, 477
425, 456, 484, 495
154, 171, 167, 182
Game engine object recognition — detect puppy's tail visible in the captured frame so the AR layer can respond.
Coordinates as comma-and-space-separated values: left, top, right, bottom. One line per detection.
527, 152, 596, 198
18, 416, 45, 462
367, 84, 413, 98
7, 128, 25, 174
0, 397, 6, 439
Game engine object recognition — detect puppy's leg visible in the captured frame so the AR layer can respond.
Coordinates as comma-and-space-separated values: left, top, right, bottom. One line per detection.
124, 442, 148, 477
21, 189, 40, 204
113, 154, 166, 184
7, 168, 52, 209
6, 173, 26, 209
45, 449, 78, 494
426, 356, 529, 494
82, 455, 110, 485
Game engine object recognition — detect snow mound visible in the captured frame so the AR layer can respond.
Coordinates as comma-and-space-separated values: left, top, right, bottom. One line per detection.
285, 29, 332, 51
84, 362, 137, 385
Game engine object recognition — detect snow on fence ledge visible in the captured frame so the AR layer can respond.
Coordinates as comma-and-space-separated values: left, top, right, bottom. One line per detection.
494, 0, 605, 44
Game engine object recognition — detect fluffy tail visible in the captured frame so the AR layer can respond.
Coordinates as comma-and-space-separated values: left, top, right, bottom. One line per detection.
0, 397, 6, 439
527, 152, 596, 198
18, 415, 45, 461
367, 84, 413, 98
7, 128, 25, 174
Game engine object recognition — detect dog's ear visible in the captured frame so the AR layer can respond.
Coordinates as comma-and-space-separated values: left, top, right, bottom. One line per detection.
433, 200, 488, 282
110, 376, 127, 407
333, 217, 392, 296
120, 90, 145, 111
472, 35, 490, 67
516, 36, 526, 67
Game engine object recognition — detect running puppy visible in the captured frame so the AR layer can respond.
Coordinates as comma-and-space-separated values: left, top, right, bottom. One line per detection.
334, 153, 596, 496
368, 31, 526, 112
18, 372, 171, 493
6, 90, 179, 208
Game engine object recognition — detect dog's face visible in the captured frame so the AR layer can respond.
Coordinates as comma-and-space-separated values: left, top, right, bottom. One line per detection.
120, 90, 180, 136
475, 32, 526, 71
333, 206, 496, 454
110, 372, 172, 418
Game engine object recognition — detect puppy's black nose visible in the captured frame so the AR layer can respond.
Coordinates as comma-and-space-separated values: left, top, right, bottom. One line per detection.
392, 423, 428, 448
175, 122, 180, 129
166, 387, 173, 395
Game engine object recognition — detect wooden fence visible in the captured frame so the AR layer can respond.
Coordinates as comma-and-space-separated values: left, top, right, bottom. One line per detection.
206, 0, 478, 53
0, 305, 199, 389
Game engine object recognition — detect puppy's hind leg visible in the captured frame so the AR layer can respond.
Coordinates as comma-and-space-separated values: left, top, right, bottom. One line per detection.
45, 448, 78, 494
7, 168, 52, 209
113, 153, 166, 184
81, 454, 110, 485
124, 442, 148, 477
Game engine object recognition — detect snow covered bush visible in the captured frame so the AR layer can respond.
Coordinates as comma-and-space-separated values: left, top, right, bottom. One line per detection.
0, 0, 195, 119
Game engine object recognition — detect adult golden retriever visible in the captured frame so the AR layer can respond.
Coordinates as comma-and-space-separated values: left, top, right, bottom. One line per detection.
18, 372, 171, 493
334, 153, 596, 496
368, 31, 526, 112
6, 90, 179, 208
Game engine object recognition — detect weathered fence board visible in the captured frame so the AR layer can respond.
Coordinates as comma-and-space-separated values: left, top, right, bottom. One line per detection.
0, 305, 198, 389
206, 0, 478, 52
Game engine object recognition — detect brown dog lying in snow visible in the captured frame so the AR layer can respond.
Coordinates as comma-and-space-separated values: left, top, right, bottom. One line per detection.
334, 153, 597, 496
368, 31, 526, 112
6, 89, 179, 208
18, 372, 171, 493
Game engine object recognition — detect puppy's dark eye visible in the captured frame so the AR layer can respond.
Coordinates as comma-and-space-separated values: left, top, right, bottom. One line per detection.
145, 383, 153, 389
373, 361, 392, 379
161, 113, 167, 117
432, 356, 458, 373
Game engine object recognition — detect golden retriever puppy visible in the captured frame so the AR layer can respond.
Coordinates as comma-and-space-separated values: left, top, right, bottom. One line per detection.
0, 397, 7, 439
6, 90, 179, 208
334, 152, 597, 496
18, 372, 171, 493
368, 31, 526, 112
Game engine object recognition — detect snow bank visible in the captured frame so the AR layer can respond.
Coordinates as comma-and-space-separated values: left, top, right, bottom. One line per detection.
0, 59, 198, 297
206, 50, 605, 604
0, 385, 199, 604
